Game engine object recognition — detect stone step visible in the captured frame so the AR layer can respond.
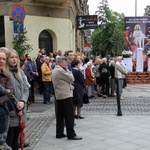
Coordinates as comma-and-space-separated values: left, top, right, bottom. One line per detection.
126, 72, 150, 84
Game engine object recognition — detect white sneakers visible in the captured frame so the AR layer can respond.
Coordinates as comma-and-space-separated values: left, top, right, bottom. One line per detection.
120, 96, 125, 100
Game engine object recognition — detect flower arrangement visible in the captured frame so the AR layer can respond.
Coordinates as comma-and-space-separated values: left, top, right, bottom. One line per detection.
122, 50, 133, 58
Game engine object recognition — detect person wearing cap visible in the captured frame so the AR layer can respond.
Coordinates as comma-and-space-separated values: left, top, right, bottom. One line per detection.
52, 56, 82, 140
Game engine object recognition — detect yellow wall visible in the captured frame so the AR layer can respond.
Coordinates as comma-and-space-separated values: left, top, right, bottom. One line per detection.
4, 15, 75, 58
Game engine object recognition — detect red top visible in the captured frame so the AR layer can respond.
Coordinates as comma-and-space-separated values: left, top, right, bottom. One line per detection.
85, 67, 93, 85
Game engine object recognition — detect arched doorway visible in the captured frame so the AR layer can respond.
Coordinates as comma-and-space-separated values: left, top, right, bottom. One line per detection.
39, 30, 53, 55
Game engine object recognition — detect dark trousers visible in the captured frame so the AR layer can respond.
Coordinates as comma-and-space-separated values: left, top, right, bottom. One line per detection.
0, 106, 7, 134
38, 74, 43, 94
28, 79, 35, 103
101, 78, 109, 96
43, 81, 52, 103
6, 126, 20, 150
56, 97, 76, 138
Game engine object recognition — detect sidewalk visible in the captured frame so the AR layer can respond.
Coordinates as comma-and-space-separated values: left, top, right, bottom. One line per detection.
28, 84, 150, 150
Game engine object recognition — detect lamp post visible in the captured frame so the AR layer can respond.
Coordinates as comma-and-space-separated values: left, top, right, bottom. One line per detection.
116, 79, 122, 116
135, 0, 137, 17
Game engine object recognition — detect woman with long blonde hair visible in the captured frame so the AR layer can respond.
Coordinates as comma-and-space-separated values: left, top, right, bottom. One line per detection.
5, 50, 29, 150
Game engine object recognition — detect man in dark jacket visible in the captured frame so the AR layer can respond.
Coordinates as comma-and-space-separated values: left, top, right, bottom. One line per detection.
25, 54, 38, 103
36, 54, 44, 94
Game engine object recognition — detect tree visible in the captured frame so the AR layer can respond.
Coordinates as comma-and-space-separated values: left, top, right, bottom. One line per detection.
12, 22, 33, 57
91, 0, 124, 57
144, 5, 150, 16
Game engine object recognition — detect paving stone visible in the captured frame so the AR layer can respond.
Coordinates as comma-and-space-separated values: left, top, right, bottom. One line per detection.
24, 84, 150, 149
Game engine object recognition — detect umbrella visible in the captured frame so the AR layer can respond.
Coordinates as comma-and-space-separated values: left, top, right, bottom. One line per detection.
18, 113, 26, 150
10, 95, 26, 150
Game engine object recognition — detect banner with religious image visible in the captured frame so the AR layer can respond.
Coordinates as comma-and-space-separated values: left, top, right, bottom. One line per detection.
124, 17, 150, 49
124, 17, 150, 72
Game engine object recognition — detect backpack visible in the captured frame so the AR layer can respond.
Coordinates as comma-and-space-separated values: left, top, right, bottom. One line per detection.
101, 67, 110, 78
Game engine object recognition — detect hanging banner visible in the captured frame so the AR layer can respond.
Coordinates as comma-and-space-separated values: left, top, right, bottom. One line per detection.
124, 17, 150, 72
77, 15, 98, 30
124, 17, 150, 48
124, 17, 150, 37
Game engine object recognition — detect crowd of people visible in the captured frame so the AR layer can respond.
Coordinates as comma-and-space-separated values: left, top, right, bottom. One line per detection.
0, 47, 128, 149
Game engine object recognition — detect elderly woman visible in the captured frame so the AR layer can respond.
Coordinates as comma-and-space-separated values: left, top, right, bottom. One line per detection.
109, 59, 116, 97
71, 59, 85, 119
94, 58, 102, 97
5, 50, 29, 150
99, 57, 110, 98
85, 61, 94, 98
0, 49, 13, 150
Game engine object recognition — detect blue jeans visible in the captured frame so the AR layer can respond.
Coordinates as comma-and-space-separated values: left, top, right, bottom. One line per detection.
0, 106, 7, 134
43, 81, 52, 103
87, 85, 94, 97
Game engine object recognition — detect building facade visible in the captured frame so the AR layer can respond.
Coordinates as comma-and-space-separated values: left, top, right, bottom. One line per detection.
0, 0, 90, 58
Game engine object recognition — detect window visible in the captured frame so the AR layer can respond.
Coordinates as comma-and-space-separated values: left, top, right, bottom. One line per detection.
39, 30, 53, 55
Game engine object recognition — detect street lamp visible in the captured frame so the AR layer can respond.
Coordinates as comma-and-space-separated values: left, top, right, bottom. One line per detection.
135, 0, 137, 17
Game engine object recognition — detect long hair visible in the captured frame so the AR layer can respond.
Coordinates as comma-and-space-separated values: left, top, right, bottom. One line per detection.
5, 50, 22, 81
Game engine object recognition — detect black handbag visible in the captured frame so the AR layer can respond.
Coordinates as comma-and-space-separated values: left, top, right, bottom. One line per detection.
6, 95, 19, 112
83, 93, 89, 104
6, 98, 16, 112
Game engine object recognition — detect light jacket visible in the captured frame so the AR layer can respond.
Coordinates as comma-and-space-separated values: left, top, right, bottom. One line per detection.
115, 62, 127, 79
9, 69, 29, 127
52, 65, 74, 100
41, 62, 52, 82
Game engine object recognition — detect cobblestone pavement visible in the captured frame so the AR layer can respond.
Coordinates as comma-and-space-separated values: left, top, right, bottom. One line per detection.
24, 84, 150, 149
82, 97, 150, 115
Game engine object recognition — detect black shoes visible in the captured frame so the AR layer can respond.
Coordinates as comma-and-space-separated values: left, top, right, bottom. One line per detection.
74, 115, 85, 119
88, 95, 96, 99
68, 135, 82, 140
56, 133, 67, 139
56, 134, 82, 140
78, 116, 85, 119
74, 115, 78, 119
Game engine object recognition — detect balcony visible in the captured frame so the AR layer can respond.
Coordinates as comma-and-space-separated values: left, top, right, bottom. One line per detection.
36, 0, 69, 4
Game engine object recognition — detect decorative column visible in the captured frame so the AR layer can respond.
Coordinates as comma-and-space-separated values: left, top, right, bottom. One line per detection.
136, 48, 144, 72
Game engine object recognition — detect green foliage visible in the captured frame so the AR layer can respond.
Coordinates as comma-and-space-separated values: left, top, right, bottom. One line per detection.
12, 22, 33, 57
91, 0, 124, 57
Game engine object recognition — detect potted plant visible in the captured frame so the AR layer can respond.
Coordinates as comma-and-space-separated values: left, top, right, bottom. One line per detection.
122, 49, 133, 58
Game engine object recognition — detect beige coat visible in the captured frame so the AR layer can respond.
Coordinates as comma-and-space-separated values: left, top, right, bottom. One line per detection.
52, 65, 74, 100
115, 61, 127, 79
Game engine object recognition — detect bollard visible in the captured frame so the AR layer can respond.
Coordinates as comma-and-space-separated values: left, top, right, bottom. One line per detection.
116, 78, 122, 116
